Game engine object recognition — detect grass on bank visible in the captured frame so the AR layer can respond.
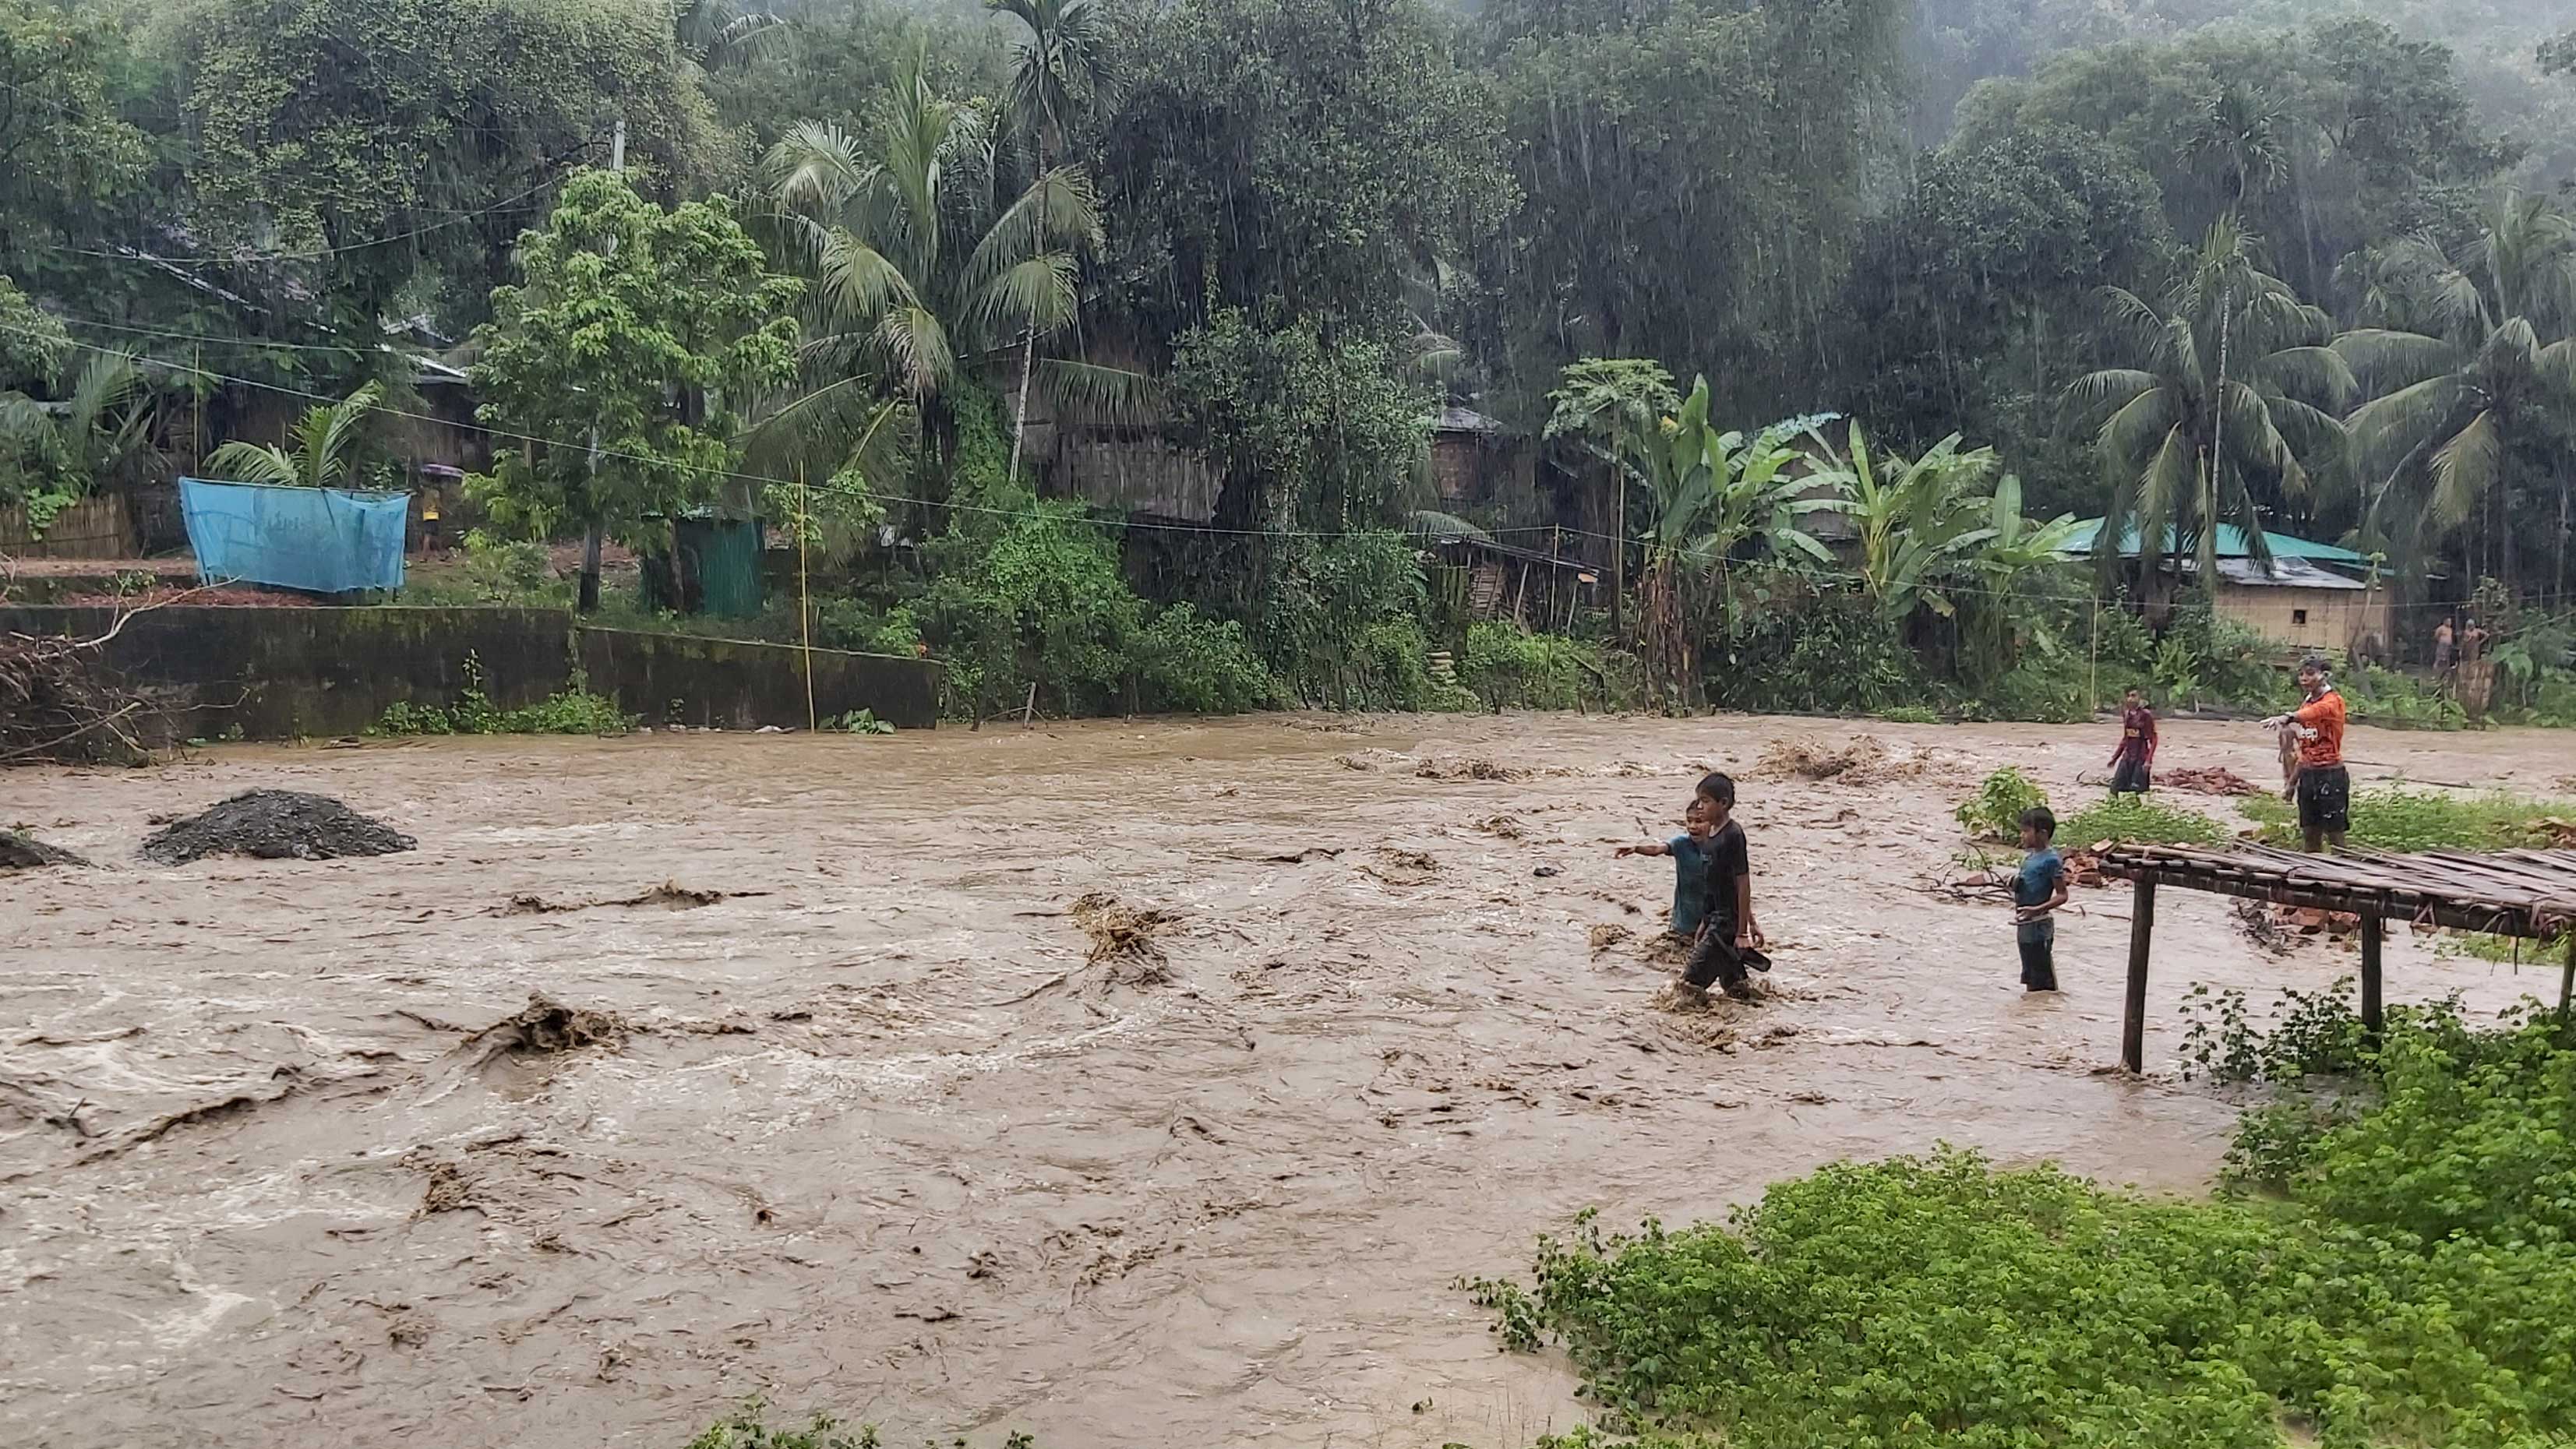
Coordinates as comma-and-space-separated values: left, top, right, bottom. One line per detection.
2241, 785, 2576, 851
1468, 997, 2576, 1449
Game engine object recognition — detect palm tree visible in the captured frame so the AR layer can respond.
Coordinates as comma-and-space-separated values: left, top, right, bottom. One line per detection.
2063, 217, 2352, 592
206, 383, 383, 489
0, 350, 162, 509
675, 0, 789, 70
767, 56, 1129, 502
988, 0, 1124, 478
2335, 192, 2576, 587
2191, 83, 2289, 213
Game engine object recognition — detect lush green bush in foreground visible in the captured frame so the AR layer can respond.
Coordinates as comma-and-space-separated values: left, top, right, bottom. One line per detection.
1472, 1006, 2576, 1449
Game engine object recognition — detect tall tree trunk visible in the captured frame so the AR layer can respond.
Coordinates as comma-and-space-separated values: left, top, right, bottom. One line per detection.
1007, 327, 1036, 484
579, 523, 603, 614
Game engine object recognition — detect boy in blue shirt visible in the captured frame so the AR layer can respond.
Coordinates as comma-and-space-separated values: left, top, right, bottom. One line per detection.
2013, 806, 2069, 992
1615, 798, 1715, 940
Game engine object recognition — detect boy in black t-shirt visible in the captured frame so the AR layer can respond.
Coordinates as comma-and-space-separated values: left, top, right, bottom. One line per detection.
1678, 772, 1767, 1002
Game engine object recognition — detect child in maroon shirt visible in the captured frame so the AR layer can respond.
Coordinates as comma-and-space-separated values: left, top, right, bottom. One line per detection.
2109, 686, 2157, 795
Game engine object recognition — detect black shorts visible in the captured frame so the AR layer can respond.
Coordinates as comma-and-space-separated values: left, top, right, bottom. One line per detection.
2295, 763, 2350, 834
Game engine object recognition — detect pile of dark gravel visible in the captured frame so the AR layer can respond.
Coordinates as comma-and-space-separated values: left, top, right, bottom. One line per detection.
139, 789, 416, 865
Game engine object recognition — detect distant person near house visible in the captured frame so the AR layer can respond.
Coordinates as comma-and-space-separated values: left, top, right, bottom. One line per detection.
2264, 655, 2348, 853
2108, 686, 2157, 795
2433, 617, 2456, 688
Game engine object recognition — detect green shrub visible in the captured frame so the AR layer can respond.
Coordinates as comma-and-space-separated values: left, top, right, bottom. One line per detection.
1954, 767, 2048, 841
2240, 787, 2576, 851
370, 653, 633, 735
684, 1406, 1037, 1449
1133, 603, 1277, 714
1459, 620, 1616, 710
1876, 703, 1941, 724
1473, 1006, 2576, 1448
2056, 792, 2227, 847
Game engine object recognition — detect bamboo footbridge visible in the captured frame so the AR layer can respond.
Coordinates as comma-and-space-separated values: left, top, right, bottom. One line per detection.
2098, 843, 2576, 1072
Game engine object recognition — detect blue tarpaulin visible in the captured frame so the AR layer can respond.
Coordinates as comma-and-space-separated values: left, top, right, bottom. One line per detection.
180, 478, 409, 594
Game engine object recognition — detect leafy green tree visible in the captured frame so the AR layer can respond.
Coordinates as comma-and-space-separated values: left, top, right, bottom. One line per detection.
178, 0, 726, 334
468, 170, 802, 610
1815, 425, 2013, 624
2063, 217, 2353, 586
0, 277, 69, 390
0, 0, 147, 271
1843, 125, 2172, 513
204, 383, 383, 488
1166, 311, 1431, 700
1096, 0, 1510, 340
1954, 23, 2515, 301
2337, 191, 2576, 589
1482, 0, 1907, 419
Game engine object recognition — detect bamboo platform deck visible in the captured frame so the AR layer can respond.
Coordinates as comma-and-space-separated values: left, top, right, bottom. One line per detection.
2097, 843, 2576, 1072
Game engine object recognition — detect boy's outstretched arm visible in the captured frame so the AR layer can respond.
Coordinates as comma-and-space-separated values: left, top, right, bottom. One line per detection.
1614, 842, 1672, 858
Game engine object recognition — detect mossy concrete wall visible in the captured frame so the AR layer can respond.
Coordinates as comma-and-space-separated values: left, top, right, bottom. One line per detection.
579, 626, 938, 732
0, 606, 940, 739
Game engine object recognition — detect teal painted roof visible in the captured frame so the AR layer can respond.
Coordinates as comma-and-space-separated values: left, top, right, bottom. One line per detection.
2057, 520, 2371, 567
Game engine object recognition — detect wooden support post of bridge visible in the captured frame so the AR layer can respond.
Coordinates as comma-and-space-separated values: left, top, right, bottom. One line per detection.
2360, 912, 2385, 1045
2122, 873, 2156, 1074
2560, 933, 2574, 1021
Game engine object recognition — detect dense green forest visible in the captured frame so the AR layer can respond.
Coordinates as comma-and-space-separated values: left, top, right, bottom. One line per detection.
2, 0, 2574, 721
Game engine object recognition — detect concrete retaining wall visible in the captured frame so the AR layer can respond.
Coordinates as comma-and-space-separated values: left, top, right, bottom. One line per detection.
0, 606, 940, 739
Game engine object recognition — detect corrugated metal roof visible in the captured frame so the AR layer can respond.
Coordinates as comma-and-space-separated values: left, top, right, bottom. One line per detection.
2213, 556, 2369, 591
2057, 519, 2372, 566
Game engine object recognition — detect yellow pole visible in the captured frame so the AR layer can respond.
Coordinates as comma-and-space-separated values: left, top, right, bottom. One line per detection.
798, 466, 817, 733
2089, 590, 2101, 712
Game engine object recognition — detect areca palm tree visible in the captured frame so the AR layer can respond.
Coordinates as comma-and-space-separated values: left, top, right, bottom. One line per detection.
2335, 192, 2576, 584
988, 0, 1124, 477
767, 56, 1131, 500
2063, 217, 2352, 589
206, 383, 383, 489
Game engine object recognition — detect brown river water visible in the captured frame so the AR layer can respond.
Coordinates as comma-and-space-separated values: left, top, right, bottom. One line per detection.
4, 713, 2570, 1448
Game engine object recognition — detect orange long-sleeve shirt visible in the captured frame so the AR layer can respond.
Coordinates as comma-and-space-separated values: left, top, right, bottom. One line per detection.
2294, 689, 2346, 768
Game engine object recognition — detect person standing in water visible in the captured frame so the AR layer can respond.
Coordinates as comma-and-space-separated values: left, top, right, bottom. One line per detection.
1677, 773, 1766, 1002
1615, 796, 1716, 942
2264, 654, 2348, 853
2108, 686, 2157, 795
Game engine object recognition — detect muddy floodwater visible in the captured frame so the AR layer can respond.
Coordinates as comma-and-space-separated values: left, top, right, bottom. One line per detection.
5, 713, 2570, 1447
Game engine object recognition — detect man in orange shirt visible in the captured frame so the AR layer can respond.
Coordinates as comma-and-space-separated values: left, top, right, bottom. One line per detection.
2263, 654, 2348, 852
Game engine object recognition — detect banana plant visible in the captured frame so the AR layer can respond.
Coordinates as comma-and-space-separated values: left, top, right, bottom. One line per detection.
1812, 421, 2011, 622
1629, 378, 1834, 704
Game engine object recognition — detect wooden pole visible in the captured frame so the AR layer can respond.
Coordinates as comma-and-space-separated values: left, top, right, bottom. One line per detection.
2360, 912, 2384, 1043
2122, 873, 2157, 1073
2560, 933, 2574, 1021
797, 466, 817, 733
